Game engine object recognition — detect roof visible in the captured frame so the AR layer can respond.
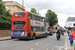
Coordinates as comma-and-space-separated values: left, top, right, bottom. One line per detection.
66, 17, 75, 22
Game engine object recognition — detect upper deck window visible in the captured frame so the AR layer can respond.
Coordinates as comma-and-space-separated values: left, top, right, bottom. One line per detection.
15, 13, 25, 17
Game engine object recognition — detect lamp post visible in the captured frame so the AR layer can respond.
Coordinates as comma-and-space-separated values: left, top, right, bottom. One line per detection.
22, 0, 24, 11
38, 8, 42, 15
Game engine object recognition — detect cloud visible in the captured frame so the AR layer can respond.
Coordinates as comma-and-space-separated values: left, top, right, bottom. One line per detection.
2, 0, 75, 27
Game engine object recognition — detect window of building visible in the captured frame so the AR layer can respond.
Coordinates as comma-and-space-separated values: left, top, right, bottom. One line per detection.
17, 8, 19, 11
73, 23, 75, 26
9, 7, 11, 12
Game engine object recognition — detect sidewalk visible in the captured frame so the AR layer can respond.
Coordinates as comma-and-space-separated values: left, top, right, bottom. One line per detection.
0, 36, 11, 41
66, 33, 74, 50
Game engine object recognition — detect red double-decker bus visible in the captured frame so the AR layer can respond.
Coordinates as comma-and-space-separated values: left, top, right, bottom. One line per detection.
11, 11, 49, 39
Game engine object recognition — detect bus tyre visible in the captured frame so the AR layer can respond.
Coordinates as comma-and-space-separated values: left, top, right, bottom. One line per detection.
32, 34, 35, 40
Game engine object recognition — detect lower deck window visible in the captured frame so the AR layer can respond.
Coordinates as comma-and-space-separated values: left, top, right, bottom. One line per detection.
31, 26, 44, 32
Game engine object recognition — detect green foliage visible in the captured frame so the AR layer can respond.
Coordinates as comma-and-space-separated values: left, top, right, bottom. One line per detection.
0, 0, 12, 24
0, 0, 12, 30
30, 8, 38, 14
45, 9, 58, 26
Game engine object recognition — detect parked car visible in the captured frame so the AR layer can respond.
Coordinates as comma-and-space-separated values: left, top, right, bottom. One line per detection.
49, 29, 53, 35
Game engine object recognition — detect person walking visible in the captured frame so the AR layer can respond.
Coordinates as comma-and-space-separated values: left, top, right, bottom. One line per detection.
71, 29, 75, 50
67, 29, 69, 36
69, 29, 73, 46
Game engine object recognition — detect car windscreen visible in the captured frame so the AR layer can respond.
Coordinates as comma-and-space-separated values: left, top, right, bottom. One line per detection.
15, 13, 25, 17
13, 21, 26, 29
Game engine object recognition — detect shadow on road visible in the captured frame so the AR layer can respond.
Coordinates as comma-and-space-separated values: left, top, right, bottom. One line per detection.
13, 36, 49, 41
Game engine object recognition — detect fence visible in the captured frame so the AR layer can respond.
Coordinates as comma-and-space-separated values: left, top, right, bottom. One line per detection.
0, 23, 11, 30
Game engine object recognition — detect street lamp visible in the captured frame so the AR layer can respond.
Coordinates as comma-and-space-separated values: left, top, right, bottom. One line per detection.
38, 8, 42, 15
22, 0, 24, 11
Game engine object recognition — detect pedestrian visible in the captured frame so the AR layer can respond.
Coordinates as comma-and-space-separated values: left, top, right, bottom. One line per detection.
69, 29, 73, 46
67, 29, 69, 36
71, 29, 75, 50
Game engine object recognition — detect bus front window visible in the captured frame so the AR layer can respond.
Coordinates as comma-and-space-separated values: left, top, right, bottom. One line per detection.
13, 21, 25, 29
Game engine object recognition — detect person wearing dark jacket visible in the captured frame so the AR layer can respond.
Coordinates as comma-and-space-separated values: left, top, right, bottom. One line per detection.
56, 30, 61, 38
69, 30, 73, 46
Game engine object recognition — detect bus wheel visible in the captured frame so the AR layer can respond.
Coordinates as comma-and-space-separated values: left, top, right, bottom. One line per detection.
32, 34, 35, 40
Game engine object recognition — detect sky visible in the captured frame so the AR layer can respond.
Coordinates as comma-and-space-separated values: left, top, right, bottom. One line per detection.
2, 0, 75, 27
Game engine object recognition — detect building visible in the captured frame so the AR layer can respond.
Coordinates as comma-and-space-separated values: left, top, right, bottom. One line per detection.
65, 17, 75, 29
4, 1, 25, 14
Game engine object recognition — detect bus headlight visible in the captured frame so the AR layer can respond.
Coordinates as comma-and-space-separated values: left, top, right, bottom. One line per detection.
25, 32, 27, 37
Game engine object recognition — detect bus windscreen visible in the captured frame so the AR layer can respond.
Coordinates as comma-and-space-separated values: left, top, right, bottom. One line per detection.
15, 13, 25, 17
13, 21, 25, 29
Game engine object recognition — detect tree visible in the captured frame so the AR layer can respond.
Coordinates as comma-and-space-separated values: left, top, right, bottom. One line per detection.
45, 9, 58, 26
30, 8, 38, 14
0, 0, 12, 30
0, 0, 12, 24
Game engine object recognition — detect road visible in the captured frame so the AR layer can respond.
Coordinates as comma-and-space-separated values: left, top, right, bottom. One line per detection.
0, 33, 67, 50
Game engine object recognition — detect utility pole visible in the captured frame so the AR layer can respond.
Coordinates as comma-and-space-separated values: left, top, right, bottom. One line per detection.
38, 9, 39, 15
22, 0, 24, 11
38, 8, 42, 15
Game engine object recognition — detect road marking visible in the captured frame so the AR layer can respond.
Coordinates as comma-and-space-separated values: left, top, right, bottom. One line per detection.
59, 44, 61, 50
38, 49, 40, 50
59, 48, 61, 50
35, 41, 43, 45
30, 48, 34, 50
46, 48, 48, 50
35, 36, 52, 45
45, 44, 53, 50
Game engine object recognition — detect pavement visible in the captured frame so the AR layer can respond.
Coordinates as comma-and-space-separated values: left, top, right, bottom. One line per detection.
0, 33, 74, 50
0, 34, 66, 50
0, 36, 11, 41
65, 33, 74, 50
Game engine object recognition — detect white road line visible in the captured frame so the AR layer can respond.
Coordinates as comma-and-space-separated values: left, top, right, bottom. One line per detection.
35, 36, 53, 45
38, 49, 40, 50
30, 48, 34, 50
46, 48, 48, 50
